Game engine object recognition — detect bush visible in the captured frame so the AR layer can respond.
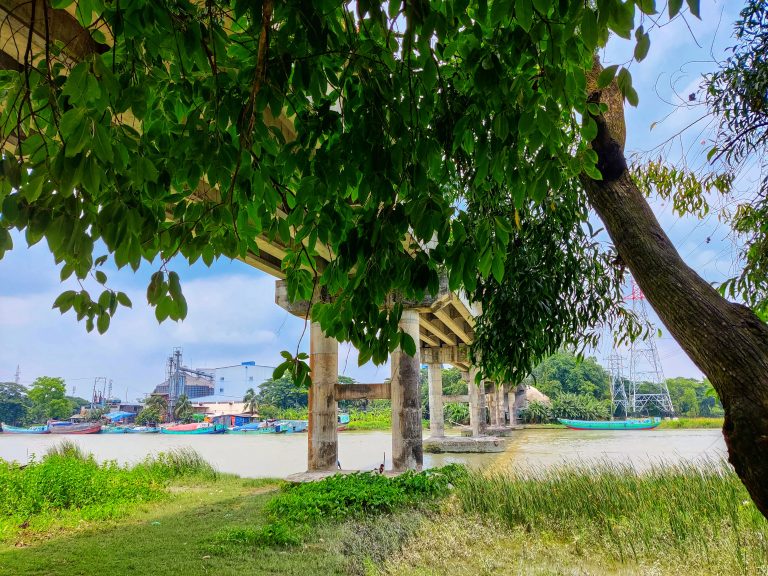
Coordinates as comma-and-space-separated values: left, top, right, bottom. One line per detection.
134, 448, 218, 480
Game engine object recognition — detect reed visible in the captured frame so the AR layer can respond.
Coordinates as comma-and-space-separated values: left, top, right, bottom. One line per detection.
455, 460, 768, 570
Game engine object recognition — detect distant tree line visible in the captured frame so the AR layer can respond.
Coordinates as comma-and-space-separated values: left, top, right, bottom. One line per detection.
0, 377, 88, 426
518, 351, 723, 423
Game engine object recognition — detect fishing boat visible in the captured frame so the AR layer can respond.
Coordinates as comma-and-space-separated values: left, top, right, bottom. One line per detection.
229, 422, 276, 434
48, 422, 102, 434
160, 423, 226, 435
337, 413, 350, 431
1, 423, 49, 434
277, 420, 308, 433
558, 417, 661, 430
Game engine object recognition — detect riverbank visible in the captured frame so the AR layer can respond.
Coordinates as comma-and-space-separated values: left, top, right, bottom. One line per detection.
1, 445, 765, 575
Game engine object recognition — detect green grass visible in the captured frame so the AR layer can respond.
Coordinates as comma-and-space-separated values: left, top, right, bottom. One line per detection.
659, 417, 724, 429
444, 460, 768, 574
3, 447, 767, 576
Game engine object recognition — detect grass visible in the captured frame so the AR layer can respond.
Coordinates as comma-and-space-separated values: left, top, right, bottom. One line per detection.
3, 446, 767, 576
378, 460, 768, 575
659, 417, 724, 429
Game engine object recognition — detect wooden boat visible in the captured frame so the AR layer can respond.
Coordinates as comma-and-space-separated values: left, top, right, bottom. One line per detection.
1, 423, 49, 434
558, 418, 661, 430
337, 413, 350, 431
160, 423, 226, 435
48, 422, 102, 434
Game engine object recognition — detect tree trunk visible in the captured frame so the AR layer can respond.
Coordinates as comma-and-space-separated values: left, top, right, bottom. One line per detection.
582, 65, 768, 519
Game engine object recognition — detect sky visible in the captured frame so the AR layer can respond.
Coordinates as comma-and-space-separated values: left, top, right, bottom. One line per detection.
0, 0, 748, 402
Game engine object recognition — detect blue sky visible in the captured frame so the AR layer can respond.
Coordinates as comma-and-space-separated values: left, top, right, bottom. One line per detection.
0, 0, 746, 401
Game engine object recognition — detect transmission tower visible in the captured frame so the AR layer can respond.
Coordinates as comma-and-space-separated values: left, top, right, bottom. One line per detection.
626, 282, 675, 415
606, 352, 629, 419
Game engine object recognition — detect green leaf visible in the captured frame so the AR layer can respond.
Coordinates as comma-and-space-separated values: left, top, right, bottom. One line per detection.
93, 124, 114, 163
491, 251, 505, 282
531, 0, 549, 15
634, 31, 650, 62
479, 248, 493, 278
401, 333, 416, 357
52, 290, 77, 313
634, 0, 657, 15
597, 65, 619, 89
668, 0, 683, 17
116, 292, 132, 308
686, 0, 700, 18
97, 312, 110, 334
95, 270, 107, 284
581, 10, 598, 50
515, 0, 533, 32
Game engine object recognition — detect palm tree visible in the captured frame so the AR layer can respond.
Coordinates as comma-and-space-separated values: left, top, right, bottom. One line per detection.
243, 388, 258, 415
173, 394, 193, 423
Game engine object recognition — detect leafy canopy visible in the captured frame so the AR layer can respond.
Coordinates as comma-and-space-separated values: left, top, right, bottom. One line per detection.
0, 0, 698, 383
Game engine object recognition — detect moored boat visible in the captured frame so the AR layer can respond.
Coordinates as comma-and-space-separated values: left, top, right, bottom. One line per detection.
1, 423, 49, 434
127, 426, 160, 433
558, 418, 661, 430
101, 426, 131, 434
48, 422, 102, 434
160, 423, 226, 435
337, 413, 350, 431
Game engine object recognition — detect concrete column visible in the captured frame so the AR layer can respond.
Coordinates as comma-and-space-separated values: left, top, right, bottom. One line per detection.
391, 309, 423, 471
501, 384, 510, 425
495, 384, 505, 426
469, 366, 486, 436
508, 390, 517, 425
427, 362, 444, 438
488, 384, 499, 427
308, 322, 338, 471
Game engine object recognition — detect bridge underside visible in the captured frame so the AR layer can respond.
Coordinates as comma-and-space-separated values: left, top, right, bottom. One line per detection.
0, 1, 518, 471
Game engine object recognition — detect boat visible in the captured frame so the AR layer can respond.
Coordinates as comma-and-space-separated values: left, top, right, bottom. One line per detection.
160, 423, 226, 435
337, 413, 350, 431
558, 418, 661, 430
101, 426, 131, 433
1, 424, 49, 434
48, 422, 102, 434
126, 426, 160, 434
277, 420, 308, 433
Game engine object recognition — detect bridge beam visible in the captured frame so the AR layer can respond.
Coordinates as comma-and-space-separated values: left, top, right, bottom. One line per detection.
334, 383, 390, 401
308, 322, 338, 471
391, 309, 423, 472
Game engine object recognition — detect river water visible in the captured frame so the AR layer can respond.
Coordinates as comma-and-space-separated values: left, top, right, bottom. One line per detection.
0, 428, 727, 478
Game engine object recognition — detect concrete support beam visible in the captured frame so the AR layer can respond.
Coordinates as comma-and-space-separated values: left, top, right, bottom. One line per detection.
433, 305, 472, 345
444, 394, 470, 403
427, 363, 444, 438
420, 315, 457, 345
334, 383, 390, 401
421, 344, 470, 366
468, 367, 486, 436
391, 309, 423, 471
308, 322, 338, 471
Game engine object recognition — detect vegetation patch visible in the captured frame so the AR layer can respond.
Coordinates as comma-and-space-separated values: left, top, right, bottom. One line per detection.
0, 445, 218, 543
452, 461, 768, 573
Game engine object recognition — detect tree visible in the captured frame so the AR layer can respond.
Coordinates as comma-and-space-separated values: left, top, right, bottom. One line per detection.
0, 382, 29, 426
137, 394, 168, 425
2, 0, 768, 517
256, 376, 307, 410
173, 394, 194, 423
243, 388, 258, 415
530, 351, 610, 401
26, 377, 72, 422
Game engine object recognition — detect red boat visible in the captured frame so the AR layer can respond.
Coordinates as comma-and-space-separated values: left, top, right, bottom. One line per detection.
48, 422, 102, 434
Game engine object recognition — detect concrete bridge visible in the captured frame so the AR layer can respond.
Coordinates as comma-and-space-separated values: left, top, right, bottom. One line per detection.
0, 1, 520, 473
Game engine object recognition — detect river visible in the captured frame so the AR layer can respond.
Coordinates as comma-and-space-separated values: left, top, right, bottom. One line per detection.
0, 428, 727, 477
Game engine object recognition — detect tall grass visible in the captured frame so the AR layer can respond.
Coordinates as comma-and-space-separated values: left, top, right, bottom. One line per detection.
659, 417, 724, 429
456, 460, 768, 571
0, 445, 218, 537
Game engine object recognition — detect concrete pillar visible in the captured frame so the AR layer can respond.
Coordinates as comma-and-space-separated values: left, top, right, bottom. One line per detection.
391, 309, 423, 471
308, 322, 338, 471
501, 384, 510, 425
495, 384, 505, 426
488, 384, 499, 427
427, 362, 444, 437
508, 389, 517, 425
469, 366, 486, 436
